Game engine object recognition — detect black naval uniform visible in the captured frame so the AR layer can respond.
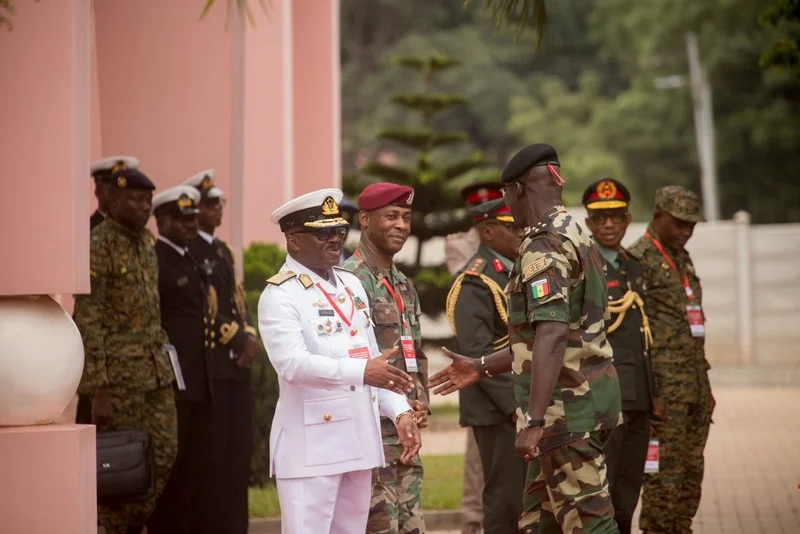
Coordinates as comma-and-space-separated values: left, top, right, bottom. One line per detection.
449, 245, 525, 534
188, 232, 254, 534
601, 247, 656, 534
147, 237, 215, 534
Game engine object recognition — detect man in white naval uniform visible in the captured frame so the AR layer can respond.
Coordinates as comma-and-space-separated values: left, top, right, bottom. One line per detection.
258, 188, 422, 534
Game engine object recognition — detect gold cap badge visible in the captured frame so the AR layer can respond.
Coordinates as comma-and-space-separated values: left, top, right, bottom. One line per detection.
597, 180, 617, 199
177, 195, 192, 209
117, 176, 127, 188
321, 196, 340, 216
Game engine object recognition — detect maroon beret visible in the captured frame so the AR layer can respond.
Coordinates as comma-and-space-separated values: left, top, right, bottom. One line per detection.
357, 182, 415, 211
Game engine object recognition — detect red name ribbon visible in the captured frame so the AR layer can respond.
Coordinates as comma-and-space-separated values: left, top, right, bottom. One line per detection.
355, 249, 406, 323
315, 283, 356, 335
645, 232, 694, 300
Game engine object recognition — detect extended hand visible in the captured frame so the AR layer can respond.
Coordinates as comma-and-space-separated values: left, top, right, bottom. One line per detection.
364, 347, 414, 395
412, 400, 429, 429
92, 388, 113, 426
515, 426, 543, 461
397, 413, 421, 464
429, 347, 481, 396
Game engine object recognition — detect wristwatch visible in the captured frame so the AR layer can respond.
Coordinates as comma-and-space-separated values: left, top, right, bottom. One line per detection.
523, 413, 545, 428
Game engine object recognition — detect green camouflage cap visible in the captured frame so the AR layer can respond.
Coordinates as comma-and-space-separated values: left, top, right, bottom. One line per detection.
654, 185, 705, 222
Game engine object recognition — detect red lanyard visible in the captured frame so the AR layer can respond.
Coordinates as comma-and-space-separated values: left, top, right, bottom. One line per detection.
381, 278, 405, 317
315, 283, 356, 335
355, 249, 407, 321
646, 232, 694, 300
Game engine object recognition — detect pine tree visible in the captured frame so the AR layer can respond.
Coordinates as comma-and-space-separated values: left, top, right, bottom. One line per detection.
345, 54, 493, 315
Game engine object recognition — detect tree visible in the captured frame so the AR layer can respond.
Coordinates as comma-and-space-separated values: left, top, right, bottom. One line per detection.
759, 0, 800, 81
346, 53, 490, 315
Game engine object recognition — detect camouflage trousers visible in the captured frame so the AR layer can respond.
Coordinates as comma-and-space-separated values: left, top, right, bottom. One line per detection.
639, 400, 711, 534
520, 431, 618, 534
97, 385, 178, 534
366, 419, 425, 534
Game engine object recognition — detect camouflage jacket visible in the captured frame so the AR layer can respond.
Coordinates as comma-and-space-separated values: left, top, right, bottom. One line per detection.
74, 218, 174, 394
342, 243, 429, 410
629, 225, 710, 404
508, 206, 622, 448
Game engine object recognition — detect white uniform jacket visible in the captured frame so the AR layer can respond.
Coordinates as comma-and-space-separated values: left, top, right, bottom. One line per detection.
258, 254, 412, 480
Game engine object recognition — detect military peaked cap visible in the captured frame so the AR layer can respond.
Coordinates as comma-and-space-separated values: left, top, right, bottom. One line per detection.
110, 168, 155, 191
582, 178, 631, 210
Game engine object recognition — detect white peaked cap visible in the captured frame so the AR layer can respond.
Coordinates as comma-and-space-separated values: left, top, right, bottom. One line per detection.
152, 185, 201, 215
90, 155, 140, 175
183, 168, 224, 199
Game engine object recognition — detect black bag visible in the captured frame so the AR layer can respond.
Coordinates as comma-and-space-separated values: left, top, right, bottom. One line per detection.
96, 430, 156, 505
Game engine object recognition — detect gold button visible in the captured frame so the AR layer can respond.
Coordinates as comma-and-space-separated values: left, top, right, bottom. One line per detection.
204, 329, 209, 335
372, 395, 376, 403
204, 318, 208, 325
210, 342, 216, 349
350, 386, 356, 391
210, 331, 216, 339
323, 413, 332, 422
204, 341, 209, 347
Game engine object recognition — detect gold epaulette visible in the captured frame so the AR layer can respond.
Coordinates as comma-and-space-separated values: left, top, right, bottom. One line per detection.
608, 289, 653, 350
445, 270, 509, 336
220, 322, 241, 345
267, 271, 296, 286
244, 324, 258, 337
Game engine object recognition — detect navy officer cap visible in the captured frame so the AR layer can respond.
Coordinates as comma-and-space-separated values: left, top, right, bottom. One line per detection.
110, 168, 156, 191
500, 143, 560, 184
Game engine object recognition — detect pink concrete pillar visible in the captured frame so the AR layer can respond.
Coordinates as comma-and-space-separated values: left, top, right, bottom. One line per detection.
0, 425, 96, 533
0, 0, 91, 296
292, 0, 341, 197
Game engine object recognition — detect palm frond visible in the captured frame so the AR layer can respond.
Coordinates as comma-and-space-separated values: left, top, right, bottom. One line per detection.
463, 0, 548, 47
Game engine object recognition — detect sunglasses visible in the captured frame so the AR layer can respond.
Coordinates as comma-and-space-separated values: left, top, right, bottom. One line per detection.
298, 226, 350, 241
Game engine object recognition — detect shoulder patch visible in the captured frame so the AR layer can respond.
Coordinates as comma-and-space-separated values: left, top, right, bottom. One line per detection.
266, 271, 296, 286
522, 257, 550, 282
298, 274, 314, 289
464, 257, 487, 276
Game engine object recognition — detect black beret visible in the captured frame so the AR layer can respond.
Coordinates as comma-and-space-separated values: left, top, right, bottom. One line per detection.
110, 168, 156, 191
500, 144, 560, 184
582, 178, 631, 210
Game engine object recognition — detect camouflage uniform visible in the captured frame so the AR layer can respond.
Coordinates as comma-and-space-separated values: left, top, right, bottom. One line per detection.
629, 189, 711, 534
342, 243, 428, 534
74, 218, 178, 534
508, 207, 622, 534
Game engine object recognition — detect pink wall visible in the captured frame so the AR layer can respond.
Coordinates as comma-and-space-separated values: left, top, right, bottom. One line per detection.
0, 0, 91, 296
292, 0, 341, 197
93, 0, 235, 240
1, 0, 341, 296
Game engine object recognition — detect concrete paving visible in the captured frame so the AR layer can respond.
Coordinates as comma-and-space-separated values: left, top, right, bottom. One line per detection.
427, 385, 800, 533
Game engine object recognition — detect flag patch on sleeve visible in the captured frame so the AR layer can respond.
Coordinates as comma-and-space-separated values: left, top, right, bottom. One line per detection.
531, 278, 550, 299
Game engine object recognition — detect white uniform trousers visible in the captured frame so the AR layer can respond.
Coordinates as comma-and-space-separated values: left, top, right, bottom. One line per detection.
277, 468, 372, 533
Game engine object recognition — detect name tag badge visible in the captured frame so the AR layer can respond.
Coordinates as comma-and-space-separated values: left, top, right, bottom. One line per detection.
401, 335, 418, 373
318, 309, 335, 317
348, 344, 370, 360
686, 304, 705, 337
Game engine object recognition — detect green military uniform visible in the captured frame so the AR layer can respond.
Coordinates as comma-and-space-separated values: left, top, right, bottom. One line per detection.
508, 206, 622, 534
343, 243, 428, 534
629, 186, 711, 534
447, 194, 525, 534
75, 211, 178, 533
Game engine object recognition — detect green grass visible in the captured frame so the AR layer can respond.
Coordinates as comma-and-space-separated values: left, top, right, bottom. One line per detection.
248, 454, 464, 518
430, 403, 460, 418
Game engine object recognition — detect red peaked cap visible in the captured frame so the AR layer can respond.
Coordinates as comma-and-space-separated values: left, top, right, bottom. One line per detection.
460, 182, 512, 223
357, 182, 415, 211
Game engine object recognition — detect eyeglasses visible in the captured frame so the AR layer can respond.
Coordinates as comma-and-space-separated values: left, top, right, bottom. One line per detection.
589, 213, 627, 225
299, 226, 350, 242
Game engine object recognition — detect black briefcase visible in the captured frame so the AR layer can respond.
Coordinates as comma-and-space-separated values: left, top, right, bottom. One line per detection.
96, 429, 156, 505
